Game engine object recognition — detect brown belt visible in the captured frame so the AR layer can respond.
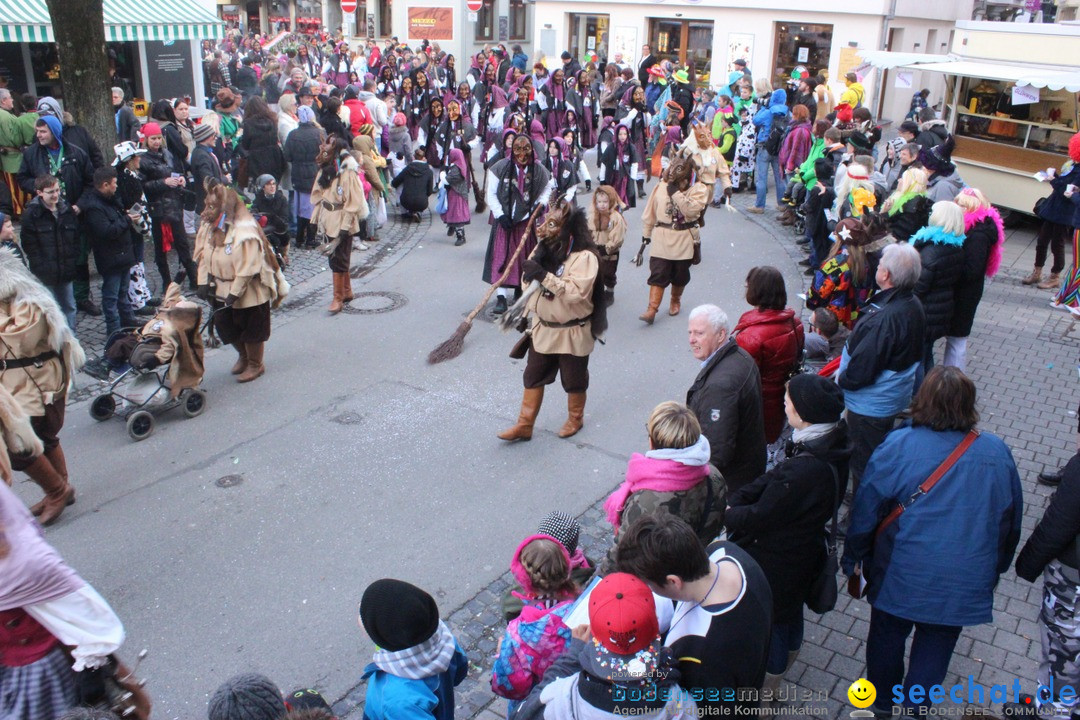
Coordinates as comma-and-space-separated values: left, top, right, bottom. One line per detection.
539, 316, 591, 329
0, 351, 58, 370
655, 221, 696, 231
321, 200, 344, 211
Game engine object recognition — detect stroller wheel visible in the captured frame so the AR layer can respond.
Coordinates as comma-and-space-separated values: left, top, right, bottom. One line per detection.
183, 389, 208, 418
127, 411, 155, 441
90, 395, 116, 422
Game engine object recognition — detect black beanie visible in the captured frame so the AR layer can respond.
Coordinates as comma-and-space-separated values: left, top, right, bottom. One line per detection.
360, 579, 440, 652
788, 374, 845, 424
208, 673, 285, 720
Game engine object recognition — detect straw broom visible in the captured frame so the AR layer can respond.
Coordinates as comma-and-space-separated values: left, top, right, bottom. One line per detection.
428, 203, 546, 364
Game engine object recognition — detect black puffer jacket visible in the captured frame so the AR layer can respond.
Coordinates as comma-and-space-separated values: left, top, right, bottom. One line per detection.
913, 230, 965, 342
16, 141, 94, 207
727, 423, 851, 623
283, 123, 323, 194
141, 149, 184, 222
251, 189, 290, 237
1017, 453, 1080, 581
79, 188, 136, 274
949, 217, 996, 338
391, 161, 434, 213
239, 114, 285, 182
61, 122, 105, 169
886, 194, 931, 242
837, 288, 926, 392
18, 196, 80, 285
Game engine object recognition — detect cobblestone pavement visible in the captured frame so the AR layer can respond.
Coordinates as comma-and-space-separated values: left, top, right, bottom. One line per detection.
67, 211, 432, 403
338, 193, 1070, 720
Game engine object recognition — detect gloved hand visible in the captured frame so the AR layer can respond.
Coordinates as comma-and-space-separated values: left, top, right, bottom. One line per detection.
632, 237, 650, 267
225, 293, 239, 307
196, 285, 211, 300
667, 180, 679, 197
585, 180, 592, 192
498, 214, 514, 229
256, 214, 269, 227
522, 259, 547, 283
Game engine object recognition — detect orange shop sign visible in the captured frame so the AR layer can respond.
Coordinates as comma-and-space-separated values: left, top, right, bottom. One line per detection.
407, 7, 453, 40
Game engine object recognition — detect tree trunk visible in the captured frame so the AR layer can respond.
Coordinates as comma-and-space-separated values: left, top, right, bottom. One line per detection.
44, 0, 114, 166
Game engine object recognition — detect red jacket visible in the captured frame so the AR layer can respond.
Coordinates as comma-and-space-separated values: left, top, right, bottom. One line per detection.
345, 98, 374, 136
734, 308, 805, 443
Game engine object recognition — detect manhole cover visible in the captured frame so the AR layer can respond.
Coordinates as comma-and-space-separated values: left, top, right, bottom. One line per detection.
341, 291, 408, 315
332, 412, 364, 425
215, 474, 244, 488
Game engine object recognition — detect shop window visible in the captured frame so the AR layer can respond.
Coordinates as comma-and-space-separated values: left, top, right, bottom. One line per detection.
648, 19, 712, 86
955, 76, 1076, 155
378, 0, 392, 38
772, 22, 832, 91
476, 0, 494, 41
509, 0, 527, 41
568, 14, 609, 62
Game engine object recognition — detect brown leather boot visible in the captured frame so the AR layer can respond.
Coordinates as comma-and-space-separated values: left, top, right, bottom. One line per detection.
342, 272, 354, 303
558, 392, 586, 438
25, 455, 73, 526
30, 446, 76, 517
230, 343, 248, 375
329, 273, 344, 314
237, 342, 265, 383
639, 286, 664, 324
669, 285, 685, 316
1039, 273, 1061, 290
497, 387, 544, 441
1021, 266, 1043, 285
779, 209, 796, 226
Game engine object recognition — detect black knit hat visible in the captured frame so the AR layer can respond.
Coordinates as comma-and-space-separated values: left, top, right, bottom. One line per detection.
847, 131, 872, 152
360, 579, 440, 652
208, 673, 285, 720
787, 374, 845, 424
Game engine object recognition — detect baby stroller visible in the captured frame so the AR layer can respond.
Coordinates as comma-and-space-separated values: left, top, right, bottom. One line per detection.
89, 283, 208, 441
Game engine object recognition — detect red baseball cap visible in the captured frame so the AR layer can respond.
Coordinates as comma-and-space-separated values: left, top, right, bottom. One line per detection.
588, 573, 659, 656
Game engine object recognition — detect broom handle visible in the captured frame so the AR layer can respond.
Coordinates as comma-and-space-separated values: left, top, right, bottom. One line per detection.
463, 203, 546, 323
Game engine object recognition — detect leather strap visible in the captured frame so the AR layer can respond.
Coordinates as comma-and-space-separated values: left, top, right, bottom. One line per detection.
875, 429, 980, 539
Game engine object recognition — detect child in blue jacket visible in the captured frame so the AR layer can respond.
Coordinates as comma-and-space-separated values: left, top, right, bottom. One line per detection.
360, 578, 469, 720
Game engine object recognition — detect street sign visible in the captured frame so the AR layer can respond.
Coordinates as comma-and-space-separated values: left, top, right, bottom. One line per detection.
341, 0, 357, 13
466, 0, 482, 12
467, 11, 477, 21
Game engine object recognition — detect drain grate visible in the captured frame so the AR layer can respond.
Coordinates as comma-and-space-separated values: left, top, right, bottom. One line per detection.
215, 474, 244, 488
341, 291, 408, 315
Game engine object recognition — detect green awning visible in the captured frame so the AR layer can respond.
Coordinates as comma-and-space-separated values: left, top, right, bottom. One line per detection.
0, 0, 224, 43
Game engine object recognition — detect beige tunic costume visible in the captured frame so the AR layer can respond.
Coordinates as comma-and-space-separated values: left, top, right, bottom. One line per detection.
527, 250, 599, 357
641, 182, 709, 261
196, 216, 278, 308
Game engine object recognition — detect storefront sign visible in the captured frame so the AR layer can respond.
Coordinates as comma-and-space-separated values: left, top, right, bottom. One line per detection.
727, 32, 753, 74
611, 26, 638, 68
407, 7, 452, 40
1012, 84, 1040, 105
499, 15, 508, 41
797, 46, 809, 63
894, 70, 913, 89
367, 13, 375, 39
144, 40, 195, 105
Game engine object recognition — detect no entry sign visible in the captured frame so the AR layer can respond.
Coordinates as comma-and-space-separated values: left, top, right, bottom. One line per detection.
466, 0, 483, 12
342, 0, 357, 14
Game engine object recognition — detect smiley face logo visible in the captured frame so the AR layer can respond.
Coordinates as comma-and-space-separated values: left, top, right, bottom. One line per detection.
847, 678, 876, 709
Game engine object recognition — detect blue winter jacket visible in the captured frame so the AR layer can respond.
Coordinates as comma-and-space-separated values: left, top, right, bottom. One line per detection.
362, 643, 469, 720
841, 425, 1023, 627
1037, 161, 1080, 227
752, 89, 789, 144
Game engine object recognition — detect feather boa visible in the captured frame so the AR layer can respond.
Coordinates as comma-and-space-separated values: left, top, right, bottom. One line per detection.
964, 206, 1005, 278
910, 225, 965, 247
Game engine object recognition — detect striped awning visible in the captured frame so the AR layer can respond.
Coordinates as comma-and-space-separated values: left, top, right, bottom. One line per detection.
0, 0, 224, 43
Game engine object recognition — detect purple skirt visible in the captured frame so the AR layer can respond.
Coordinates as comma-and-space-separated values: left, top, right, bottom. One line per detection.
441, 189, 471, 226
482, 220, 535, 287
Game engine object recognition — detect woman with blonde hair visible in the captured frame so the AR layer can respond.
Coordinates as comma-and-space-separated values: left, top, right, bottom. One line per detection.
911, 200, 966, 374
882, 166, 931, 241
945, 187, 1004, 369
599, 401, 725, 572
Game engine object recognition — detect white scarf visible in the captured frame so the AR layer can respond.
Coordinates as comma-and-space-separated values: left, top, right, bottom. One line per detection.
645, 434, 712, 466
792, 422, 838, 446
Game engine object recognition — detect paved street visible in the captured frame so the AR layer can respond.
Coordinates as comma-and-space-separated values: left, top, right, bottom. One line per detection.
9, 176, 1073, 719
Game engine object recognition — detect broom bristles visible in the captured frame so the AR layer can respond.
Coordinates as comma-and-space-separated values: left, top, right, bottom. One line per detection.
427, 321, 473, 364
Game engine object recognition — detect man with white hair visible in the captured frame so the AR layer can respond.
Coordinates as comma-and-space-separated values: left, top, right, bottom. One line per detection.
685, 304, 766, 492
838, 242, 926, 495
111, 87, 139, 143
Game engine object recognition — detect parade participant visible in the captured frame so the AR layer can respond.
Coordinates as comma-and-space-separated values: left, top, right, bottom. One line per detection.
635, 155, 707, 323
543, 138, 581, 202
538, 68, 569, 140
498, 198, 605, 440
0, 245, 84, 525
616, 85, 649, 198
18, 176, 80, 331
507, 86, 534, 129
679, 121, 731, 215
0, 479, 127, 720
323, 41, 353, 88
436, 98, 481, 210
571, 70, 598, 148
439, 148, 471, 247
483, 135, 552, 315
310, 138, 368, 314
397, 76, 419, 141
417, 97, 446, 168
0, 89, 31, 218
358, 579, 468, 720
560, 127, 591, 193
194, 180, 287, 382
597, 124, 638, 209
589, 185, 626, 306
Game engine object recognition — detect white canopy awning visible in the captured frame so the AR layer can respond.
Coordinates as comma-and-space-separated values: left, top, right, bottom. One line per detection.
856, 50, 957, 70
1017, 70, 1080, 93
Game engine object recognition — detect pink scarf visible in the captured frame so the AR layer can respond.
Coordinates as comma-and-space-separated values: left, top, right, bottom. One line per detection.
964, 206, 1005, 278
604, 454, 709, 531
